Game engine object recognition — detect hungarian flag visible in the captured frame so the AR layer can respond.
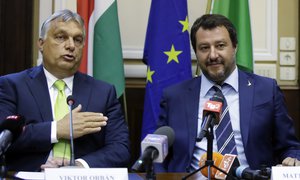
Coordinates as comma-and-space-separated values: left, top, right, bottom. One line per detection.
141, 0, 193, 138
77, 0, 125, 97
211, 0, 253, 72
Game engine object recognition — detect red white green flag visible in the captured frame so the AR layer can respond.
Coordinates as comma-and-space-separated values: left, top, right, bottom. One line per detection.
77, 0, 125, 97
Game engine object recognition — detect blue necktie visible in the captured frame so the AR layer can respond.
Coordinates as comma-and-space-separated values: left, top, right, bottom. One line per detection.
213, 85, 238, 155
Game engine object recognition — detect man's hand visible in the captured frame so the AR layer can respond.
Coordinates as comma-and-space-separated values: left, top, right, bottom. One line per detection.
41, 157, 84, 170
57, 104, 108, 139
40, 157, 70, 169
282, 157, 300, 166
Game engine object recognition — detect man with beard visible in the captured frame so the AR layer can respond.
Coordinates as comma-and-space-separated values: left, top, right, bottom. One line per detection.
155, 14, 300, 174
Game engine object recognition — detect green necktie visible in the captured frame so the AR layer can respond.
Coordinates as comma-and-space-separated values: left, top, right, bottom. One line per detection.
53, 80, 71, 159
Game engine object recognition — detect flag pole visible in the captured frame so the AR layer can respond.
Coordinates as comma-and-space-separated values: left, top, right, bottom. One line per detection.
122, 89, 128, 124
206, 0, 213, 14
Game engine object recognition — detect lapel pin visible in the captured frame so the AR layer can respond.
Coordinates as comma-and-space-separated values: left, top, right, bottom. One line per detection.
247, 80, 252, 86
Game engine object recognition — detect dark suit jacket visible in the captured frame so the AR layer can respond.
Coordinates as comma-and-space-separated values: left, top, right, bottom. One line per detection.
156, 70, 300, 172
0, 65, 130, 171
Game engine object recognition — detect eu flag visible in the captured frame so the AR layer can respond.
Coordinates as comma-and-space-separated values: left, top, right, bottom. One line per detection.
141, 0, 192, 138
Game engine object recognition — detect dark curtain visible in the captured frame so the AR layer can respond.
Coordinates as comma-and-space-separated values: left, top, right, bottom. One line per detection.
0, 0, 34, 76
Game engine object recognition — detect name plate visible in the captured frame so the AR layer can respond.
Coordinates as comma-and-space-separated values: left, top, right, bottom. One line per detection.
45, 168, 128, 180
272, 166, 300, 180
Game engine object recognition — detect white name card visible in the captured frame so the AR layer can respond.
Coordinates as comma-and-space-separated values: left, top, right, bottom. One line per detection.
45, 168, 128, 180
272, 166, 300, 180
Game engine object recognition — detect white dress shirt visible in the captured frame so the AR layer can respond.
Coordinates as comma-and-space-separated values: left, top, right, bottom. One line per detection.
44, 68, 89, 168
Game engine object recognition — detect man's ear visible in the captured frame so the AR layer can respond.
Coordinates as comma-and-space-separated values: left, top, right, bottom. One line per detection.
234, 45, 238, 54
38, 38, 44, 53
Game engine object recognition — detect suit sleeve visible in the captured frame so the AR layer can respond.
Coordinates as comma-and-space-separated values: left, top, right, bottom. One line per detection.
78, 85, 130, 167
154, 89, 169, 172
272, 80, 300, 160
0, 76, 53, 153
0, 76, 18, 119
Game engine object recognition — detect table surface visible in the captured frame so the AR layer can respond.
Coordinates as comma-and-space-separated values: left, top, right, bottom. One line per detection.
135, 172, 203, 180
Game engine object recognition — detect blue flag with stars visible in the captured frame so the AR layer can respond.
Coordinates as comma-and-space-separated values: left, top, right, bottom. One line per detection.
141, 0, 192, 138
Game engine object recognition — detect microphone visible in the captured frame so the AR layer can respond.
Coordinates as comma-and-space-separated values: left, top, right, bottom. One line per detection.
199, 152, 223, 178
215, 154, 271, 180
197, 91, 224, 141
0, 115, 25, 157
215, 153, 240, 179
66, 95, 75, 166
233, 166, 271, 180
67, 95, 75, 106
131, 126, 175, 172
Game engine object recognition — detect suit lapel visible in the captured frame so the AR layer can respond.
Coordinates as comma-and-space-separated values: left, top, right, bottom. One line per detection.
238, 70, 254, 147
184, 77, 201, 156
25, 68, 92, 121
26, 65, 53, 121
72, 72, 91, 111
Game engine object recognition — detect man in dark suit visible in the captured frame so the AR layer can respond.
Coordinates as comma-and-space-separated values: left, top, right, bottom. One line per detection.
156, 14, 300, 173
0, 9, 130, 171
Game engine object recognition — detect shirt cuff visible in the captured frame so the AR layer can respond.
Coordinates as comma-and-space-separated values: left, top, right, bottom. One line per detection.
76, 159, 90, 168
51, 121, 58, 143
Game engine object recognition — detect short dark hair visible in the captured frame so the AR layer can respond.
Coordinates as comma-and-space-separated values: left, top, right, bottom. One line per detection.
190, 14, 238, 52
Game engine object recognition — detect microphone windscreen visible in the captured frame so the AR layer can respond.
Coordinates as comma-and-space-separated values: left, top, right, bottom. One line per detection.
202, 100, 223, 124
0, 115, 25, 140
199, 152, 223, 178
66, 95, 75, 105
141, 134, 167, 163
215, 154, 240, 179
154, 126, 175, 147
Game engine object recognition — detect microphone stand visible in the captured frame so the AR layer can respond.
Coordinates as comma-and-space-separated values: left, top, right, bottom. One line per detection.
0, 155, 23, 180
0, 155, 7, 180
182, 122, 228, 180
68, 102, 75, 166
144, 150, 156, 180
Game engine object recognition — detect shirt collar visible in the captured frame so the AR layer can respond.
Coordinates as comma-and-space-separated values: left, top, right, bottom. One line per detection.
200, 66, 239, 97
223, 66, 239, 92
43, 67, 74, 91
